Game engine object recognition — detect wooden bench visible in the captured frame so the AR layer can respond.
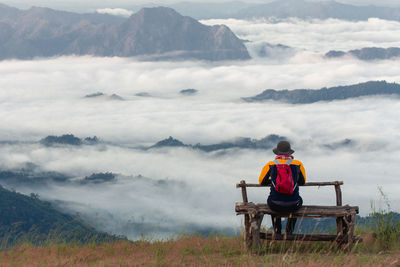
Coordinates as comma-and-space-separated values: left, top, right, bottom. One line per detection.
235, 180, 361, 251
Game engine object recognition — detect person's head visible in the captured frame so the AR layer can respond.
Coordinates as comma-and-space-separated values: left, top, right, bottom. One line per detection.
273, 140, 294, 155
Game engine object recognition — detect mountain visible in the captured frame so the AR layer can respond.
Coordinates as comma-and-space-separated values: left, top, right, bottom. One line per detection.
0, 4, 250, 61
40, 134, 99, 146
325, 47, 400, 60
84, 92, 125, 100
234, 0, 400, 21
243, 81, 400, 104
0, 185, 122, 247
170, 1, 249, 19
149, 135, 286, 152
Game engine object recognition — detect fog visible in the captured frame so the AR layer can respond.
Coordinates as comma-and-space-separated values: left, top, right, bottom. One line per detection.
96, 7, 133, 17
202, 18, 400, 53
0, 18, 399, 239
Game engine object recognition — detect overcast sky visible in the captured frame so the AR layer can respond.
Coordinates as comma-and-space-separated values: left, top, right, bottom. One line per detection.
2, 0, 400, 12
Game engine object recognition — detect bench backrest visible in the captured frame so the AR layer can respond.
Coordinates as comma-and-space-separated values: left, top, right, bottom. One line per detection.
236, 180, 343, 206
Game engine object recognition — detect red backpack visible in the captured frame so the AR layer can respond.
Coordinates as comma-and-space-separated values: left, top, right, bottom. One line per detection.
272, 159, 296, 195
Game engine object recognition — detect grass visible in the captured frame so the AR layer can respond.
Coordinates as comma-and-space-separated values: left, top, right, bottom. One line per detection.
0, 232, 399, 267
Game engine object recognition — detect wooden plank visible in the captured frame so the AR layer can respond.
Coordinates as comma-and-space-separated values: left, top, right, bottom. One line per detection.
235, 203, 360, 212
249, 204, 358, 210
259, 233, 362, 242
237, 213, 350, 219
235, 203, 360, 217
334, 184, 343, 206
236, 207, 359, 215
236, 181, 343, 188
240, 180, 248, 203
260, 233, 341, 242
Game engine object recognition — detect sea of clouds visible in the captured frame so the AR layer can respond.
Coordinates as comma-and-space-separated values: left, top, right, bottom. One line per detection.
0, 18, 399, 239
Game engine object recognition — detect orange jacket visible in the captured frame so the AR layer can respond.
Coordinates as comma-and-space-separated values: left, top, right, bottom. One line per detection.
259, 158, 306, 185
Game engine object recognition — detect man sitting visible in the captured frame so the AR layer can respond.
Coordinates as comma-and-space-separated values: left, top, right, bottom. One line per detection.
258, 140, 306, 235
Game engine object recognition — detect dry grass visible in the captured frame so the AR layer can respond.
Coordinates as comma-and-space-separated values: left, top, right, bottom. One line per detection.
0, 235, 399, 267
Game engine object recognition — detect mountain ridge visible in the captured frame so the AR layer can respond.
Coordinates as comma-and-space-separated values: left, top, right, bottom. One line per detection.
0, 4, 250, 61
233, 0, 400, 21
0, 185, 123, 247
243, 81, 400, 104
326, 47, 400, 60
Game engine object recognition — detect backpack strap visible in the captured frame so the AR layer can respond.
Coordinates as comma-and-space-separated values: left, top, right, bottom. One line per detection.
285, 158, 294, 165
274, 159, 293, 165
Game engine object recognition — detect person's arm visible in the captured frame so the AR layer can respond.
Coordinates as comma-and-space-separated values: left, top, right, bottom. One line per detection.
259, 162, 272, 185
298, 162, 306, 185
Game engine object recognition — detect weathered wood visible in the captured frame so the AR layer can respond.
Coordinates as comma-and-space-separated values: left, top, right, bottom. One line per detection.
244, 215, 251, 249
240, 180, 248, 203
344, 213, 356, 251
336, 217, 344, 237
260, 233, 341, 242
259, 233, 362, 242
236, 203, 359, 218
235, 180, 360, 252
334, 184, 343, 240
249, 211, 263, 250
334, 184, 342, 206
239, 180, 252, 250
236, 181, 343, 188
236, 203, 358, 210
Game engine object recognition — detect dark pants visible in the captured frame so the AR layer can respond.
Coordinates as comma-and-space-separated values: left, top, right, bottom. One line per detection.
271, 216, 297, 235
268, 197, 302, 235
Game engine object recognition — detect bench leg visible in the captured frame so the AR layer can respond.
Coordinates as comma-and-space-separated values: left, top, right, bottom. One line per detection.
347, 213, 356, 250
336, 217, 343, 236
244, 214, 252, 250
341, 213, 356, 252
250, 211, 263, 251
335, 217, 345, 248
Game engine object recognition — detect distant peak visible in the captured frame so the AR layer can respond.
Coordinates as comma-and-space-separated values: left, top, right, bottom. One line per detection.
131, 6, 182, 18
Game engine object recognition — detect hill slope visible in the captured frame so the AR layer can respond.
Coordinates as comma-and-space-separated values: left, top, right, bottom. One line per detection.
0, 186, 122, 247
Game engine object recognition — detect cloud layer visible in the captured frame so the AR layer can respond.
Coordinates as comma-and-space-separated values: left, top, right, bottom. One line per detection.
96, 8, 133, 17
0, 18, 400, 238
202, 18, 400, 54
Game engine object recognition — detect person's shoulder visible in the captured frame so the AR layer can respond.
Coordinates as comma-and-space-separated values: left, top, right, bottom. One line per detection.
265, 160, 276, 166
291, 159, 304, 166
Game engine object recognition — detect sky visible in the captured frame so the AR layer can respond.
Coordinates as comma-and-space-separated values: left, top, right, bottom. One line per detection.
2, 0, 400, 13
1, 16, 400, 238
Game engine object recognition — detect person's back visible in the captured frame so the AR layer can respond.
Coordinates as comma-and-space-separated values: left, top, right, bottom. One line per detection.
258, 140, 306, 234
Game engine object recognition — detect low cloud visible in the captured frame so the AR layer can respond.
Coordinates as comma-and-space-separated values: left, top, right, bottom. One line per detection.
96, 8, 133, 17
0, 18, 399, 239
202, 18, 400, 55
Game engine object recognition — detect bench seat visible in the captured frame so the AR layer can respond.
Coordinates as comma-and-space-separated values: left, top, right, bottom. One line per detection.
235, 202, 359, 218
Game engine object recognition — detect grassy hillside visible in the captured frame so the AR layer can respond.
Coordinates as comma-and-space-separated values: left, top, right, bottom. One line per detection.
0, 186, 123, 248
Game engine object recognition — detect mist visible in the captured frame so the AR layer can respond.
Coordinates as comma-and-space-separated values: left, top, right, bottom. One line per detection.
0, 17, 399, 239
